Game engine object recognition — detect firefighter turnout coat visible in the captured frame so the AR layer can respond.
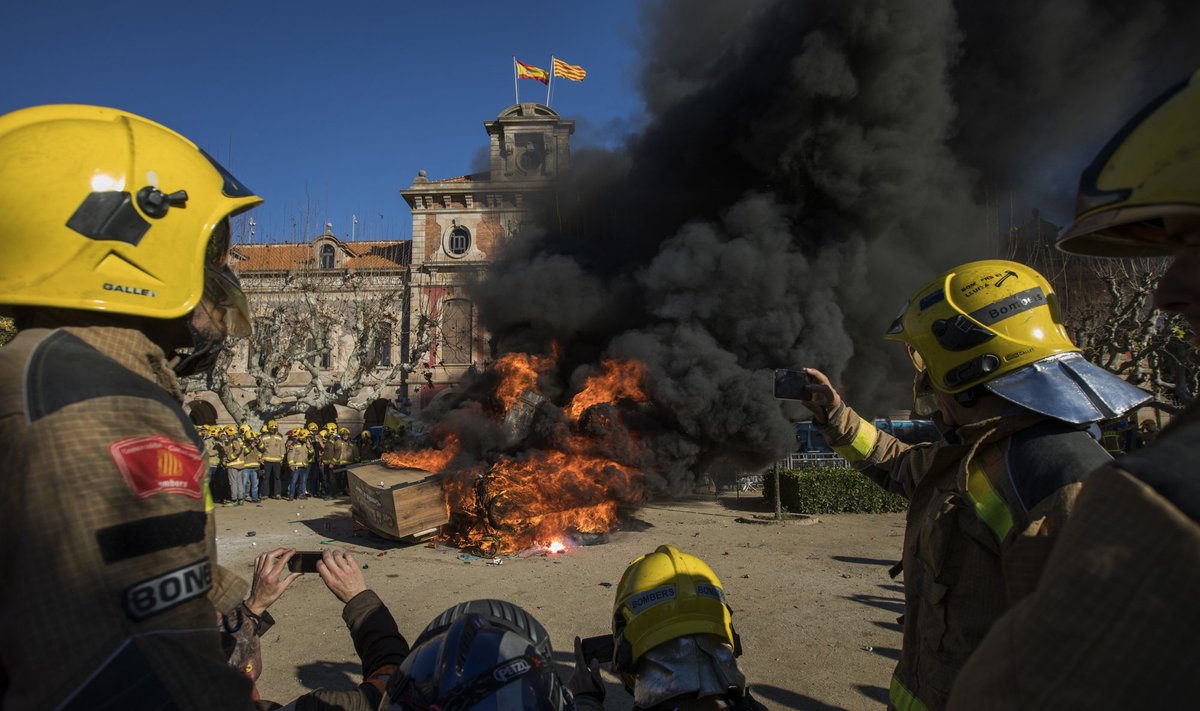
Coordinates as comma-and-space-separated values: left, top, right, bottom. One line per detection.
259, 431, 285, 464
818, 403, 1110, 711
948, 404, 1200, 709
0, 326, 257, 709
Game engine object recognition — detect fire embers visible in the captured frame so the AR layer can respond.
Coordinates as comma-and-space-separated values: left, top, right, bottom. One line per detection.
383, 353, 651, 555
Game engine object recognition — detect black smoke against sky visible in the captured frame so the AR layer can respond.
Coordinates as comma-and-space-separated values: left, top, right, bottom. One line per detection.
464, 0, 1200, 493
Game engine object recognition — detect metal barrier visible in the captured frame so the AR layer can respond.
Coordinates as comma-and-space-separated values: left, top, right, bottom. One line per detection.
777, 452, 849, 469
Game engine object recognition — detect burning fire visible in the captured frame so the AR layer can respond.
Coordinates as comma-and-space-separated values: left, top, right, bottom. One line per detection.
380, 434, 460, 472
382, 354, 650, 555
493, 351, 557, 411
566, 359, 649, 420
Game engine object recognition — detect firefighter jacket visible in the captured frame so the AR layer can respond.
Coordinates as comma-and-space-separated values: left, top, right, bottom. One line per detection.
818, 402, 1110, 711
948, 404, 1200, 710
286, 441, 312, 469
241, 438, 262, 468
203, 433, 221, 466
0, 326, 258, 709
222, 436, 245, 468
259, 432, 285, 463
325, 437, 359, 466
290, 590, 410, 711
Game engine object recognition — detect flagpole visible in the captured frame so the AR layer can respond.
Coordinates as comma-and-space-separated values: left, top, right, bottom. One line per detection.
512, 55, 519, 104
546, 56, 554, 106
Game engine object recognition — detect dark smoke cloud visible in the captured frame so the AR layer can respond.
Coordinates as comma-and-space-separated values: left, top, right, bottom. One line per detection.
951, 0, 1200, 213
464, 0, 1200, 493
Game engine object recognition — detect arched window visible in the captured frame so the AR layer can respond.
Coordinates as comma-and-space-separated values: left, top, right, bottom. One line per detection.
441, 299, 472, 364
447, 226, 471, 257
320, 244, 336, 269
187, 400, 218, 425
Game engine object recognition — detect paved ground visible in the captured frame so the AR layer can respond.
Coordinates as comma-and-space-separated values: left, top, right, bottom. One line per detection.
215, 493, 905, 710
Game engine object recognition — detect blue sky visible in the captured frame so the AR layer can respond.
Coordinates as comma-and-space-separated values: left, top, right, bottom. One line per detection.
0, 1, 644, 243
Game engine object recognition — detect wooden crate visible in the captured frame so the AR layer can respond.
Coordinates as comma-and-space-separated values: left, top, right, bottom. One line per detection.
347, 462, 446, 542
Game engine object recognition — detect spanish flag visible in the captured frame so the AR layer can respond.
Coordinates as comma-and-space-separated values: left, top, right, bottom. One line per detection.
515, 58, 550, 85
552, 57, 587, 82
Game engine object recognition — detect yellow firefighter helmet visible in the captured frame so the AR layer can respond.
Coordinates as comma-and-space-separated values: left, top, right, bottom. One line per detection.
0, 104, 260, 332
886, 259, 1148, 422
612, 545, 737, 673
223, 424, 238, 436
306, 422, 319, 432
886, 260, 1076, 394
1059, 70, 1200, 257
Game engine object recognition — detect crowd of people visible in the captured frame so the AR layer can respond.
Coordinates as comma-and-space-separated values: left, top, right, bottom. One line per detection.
1, 71, 1198, 709
197, 420, 404, 504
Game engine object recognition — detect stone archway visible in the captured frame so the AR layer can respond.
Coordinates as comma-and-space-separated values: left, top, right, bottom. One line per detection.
305, 404, 339, 427
363, 399, 389, 429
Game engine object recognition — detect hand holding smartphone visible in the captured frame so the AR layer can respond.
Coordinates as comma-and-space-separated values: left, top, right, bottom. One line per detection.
287, 551, 324, 574
773, 368, 814, 401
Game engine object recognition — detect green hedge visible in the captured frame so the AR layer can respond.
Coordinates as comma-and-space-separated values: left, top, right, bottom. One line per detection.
763, 467, 908, 514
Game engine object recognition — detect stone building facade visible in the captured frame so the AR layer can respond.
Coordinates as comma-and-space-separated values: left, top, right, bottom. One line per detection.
185, 102, 573, 426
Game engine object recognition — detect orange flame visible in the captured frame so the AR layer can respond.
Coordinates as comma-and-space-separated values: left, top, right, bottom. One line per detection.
566, 359, 649, 420
493, 351, 557, 411
473, 438, 645, 554
380, 433, 461, 472
382, 356, 651, 555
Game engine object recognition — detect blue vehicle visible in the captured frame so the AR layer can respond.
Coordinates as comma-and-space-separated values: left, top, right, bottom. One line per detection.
792, 417, 939, 454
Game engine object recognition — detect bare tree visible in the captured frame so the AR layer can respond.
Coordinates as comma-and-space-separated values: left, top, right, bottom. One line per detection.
185, 267, 438, 426
1067, 258, 1200, 414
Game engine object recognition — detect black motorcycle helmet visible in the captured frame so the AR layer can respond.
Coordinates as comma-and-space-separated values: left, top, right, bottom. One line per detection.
385, 599, 573, 710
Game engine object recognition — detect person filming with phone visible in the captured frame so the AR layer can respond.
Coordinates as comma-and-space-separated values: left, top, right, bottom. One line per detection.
224, 547, 409, 710
784, 259, 1149, 711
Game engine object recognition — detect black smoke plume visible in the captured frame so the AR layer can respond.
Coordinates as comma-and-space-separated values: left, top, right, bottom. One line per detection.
459, 0, 1200, 494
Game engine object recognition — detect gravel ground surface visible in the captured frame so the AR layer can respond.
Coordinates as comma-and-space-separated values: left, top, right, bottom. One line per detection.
216, 494, 905, 710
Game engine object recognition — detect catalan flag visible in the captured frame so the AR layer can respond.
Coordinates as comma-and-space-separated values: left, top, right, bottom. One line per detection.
515, 58, 550, 85
552, 56, 587, 82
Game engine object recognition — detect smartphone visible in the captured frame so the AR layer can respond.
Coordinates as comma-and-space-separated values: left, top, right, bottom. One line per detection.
287, 551, 324, 574
773, 368, 813, 401
580, 634, 615, 664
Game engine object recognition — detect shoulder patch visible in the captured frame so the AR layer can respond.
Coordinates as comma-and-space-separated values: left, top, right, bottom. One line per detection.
23, 331, 199, 446
110, 435, 205, 500
1006, 420, 1112, 513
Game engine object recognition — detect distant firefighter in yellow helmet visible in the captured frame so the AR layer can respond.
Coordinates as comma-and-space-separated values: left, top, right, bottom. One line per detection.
570, 545, 765, 710
795, 258, 1148, 711
0, 104, 273, 708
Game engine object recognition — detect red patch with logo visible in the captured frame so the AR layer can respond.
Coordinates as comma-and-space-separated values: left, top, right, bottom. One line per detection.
110, 436, 205, 500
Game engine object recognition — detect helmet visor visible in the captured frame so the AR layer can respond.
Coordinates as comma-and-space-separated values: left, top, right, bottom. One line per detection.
203, 218, 252, 338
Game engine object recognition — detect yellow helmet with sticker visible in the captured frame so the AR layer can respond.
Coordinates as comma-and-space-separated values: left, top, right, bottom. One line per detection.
306, 422, 319, 432
885, 260, 1077, 394
265, 419, 278, 433
223, 424, 238, 436
324, 422, 338, 433
611, 545, 736, 672
0, 104, 261, 329
1058, 71, 1200, 257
